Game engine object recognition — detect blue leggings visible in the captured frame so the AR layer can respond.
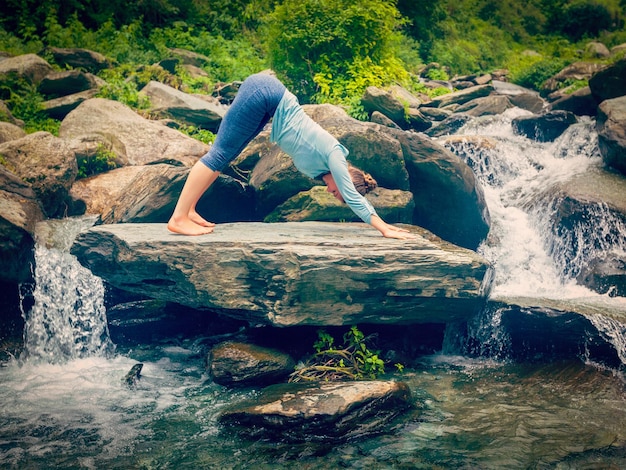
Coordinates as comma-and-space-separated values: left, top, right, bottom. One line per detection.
200, 73, 287, 172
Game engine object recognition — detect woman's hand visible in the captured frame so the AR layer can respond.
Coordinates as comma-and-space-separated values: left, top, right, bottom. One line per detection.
370, 216, 417, 240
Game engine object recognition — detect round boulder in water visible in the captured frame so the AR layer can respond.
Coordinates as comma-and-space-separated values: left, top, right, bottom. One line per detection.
218, 380, 412, 442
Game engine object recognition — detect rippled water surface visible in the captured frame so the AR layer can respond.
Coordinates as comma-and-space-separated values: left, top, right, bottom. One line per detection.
1, 348, 625, 469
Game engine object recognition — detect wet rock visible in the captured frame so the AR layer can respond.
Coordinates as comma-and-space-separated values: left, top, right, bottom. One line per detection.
589, 58, 626, 103
454, 95, 515, 117
0, 167, 43, 283
512, 110, 578, 142
392, 130, 490, 251
477, 298, 626, 367
596, 95, 626, 175
539, 167, 626, 295
547, 86, 598, 116
425, 114, 473, 138
71, 222, 493, 327
208, 341, 295, 387
218, 380, 412, 442
122, 363, 143, 388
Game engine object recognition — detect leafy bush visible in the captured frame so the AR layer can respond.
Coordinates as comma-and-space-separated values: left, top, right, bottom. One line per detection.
96, 67, 151, 109
77, 143, 118, 179
265, 0, 407, 102
0, 75, 60, 134
177, 125, 216, 145
555, 0, 617, 40
289, 326, 402, 382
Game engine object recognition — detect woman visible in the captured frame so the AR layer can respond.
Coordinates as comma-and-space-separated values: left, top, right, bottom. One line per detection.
167, 72, 414, 240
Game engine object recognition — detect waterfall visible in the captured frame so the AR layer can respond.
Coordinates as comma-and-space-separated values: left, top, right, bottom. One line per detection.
21, 216, 115, 363
440, 109, 626, 361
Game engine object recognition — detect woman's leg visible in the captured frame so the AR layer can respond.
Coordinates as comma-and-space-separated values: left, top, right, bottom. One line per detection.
167, 162, 219, 235
167, 73, 286, 235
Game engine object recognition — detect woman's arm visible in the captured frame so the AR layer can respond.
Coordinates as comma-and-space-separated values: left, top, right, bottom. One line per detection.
369, 215, 416, 239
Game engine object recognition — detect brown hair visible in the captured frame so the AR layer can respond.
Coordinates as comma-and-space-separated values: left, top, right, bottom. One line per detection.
348, 165, 377, 196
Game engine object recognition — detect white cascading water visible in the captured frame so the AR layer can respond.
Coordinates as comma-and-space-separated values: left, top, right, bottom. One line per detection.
22, 216, 115, 363
439, 108, 626, 361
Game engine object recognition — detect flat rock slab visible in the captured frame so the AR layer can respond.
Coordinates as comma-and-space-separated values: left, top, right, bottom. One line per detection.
71, 222, 493, 326
218, 380, 412, 442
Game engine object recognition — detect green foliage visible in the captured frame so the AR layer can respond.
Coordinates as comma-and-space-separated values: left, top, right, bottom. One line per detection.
290, 326, 397, 382
96, 67, 151, 110
550, 0, 622, 40
509, 57, 568, 90
265, 0, 407, 102
149, 24, 266, 82
313, 55, 409, 119
77, 143, 118, 179
177, 125, 216, 145
0, 75, 60, 134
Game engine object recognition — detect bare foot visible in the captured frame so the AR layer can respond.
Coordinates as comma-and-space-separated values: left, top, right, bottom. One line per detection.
189, 210, 215, 228
167, 216, 214, 235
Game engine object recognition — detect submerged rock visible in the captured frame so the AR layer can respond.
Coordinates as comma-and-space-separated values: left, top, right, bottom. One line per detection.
218, 380, 412, 442
122, 363, 143, 388
208, 341, 295, 387
71, 222, 493, 327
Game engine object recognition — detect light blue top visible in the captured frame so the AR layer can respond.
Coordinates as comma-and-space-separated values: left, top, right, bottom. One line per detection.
270, 91, 378, 224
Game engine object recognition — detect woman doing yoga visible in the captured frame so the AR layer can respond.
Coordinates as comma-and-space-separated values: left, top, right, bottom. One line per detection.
167, 72, 414, 240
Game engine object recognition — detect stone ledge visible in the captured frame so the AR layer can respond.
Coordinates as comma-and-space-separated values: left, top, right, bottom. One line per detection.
71, 222, 493, 326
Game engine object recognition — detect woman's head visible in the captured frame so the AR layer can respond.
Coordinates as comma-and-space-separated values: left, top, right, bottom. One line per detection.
348, 165, 377, 196
321, 166, 378, 202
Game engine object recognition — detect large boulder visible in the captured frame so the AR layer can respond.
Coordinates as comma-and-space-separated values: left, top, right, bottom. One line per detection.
0, 122, 26, 143
70, 165, 255, 224
0, 167, 44, 283
512, 110, 578, 142
59, 98, 210, 167
139, 81, 227, 132
589, 58, 626, 103
391, 130, 490, 251
208, 341, 295, 387
596, 95, 626, 175
70, 222, 494, 327
218, 380, 412, 442
537, 167, 626, 296
265, 186, 414, 224
0, 53, 53, 84
0, 131, 78, 217
46, 47, 113, 74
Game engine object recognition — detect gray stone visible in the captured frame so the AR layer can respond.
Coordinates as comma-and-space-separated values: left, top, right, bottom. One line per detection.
596, 95, 626, 175
59, 97, 209, 167
0, 167, 43, 282
265, 186, 414, 224
70, 222, 493, 326
218, 380, 412, 442
208, 341, 295, 387
0, 131, 78, 217
0, 53, 53, 84
139, 80, 227, 131
423, 84, 493, 109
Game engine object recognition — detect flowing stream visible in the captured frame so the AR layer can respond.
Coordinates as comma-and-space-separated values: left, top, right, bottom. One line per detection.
1, 110, 626, 468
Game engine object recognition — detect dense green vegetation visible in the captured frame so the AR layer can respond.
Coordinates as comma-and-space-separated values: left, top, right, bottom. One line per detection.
1, 0, 626, 129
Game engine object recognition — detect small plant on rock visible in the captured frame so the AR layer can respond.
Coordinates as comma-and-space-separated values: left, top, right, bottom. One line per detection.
289, 326, 399, 382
